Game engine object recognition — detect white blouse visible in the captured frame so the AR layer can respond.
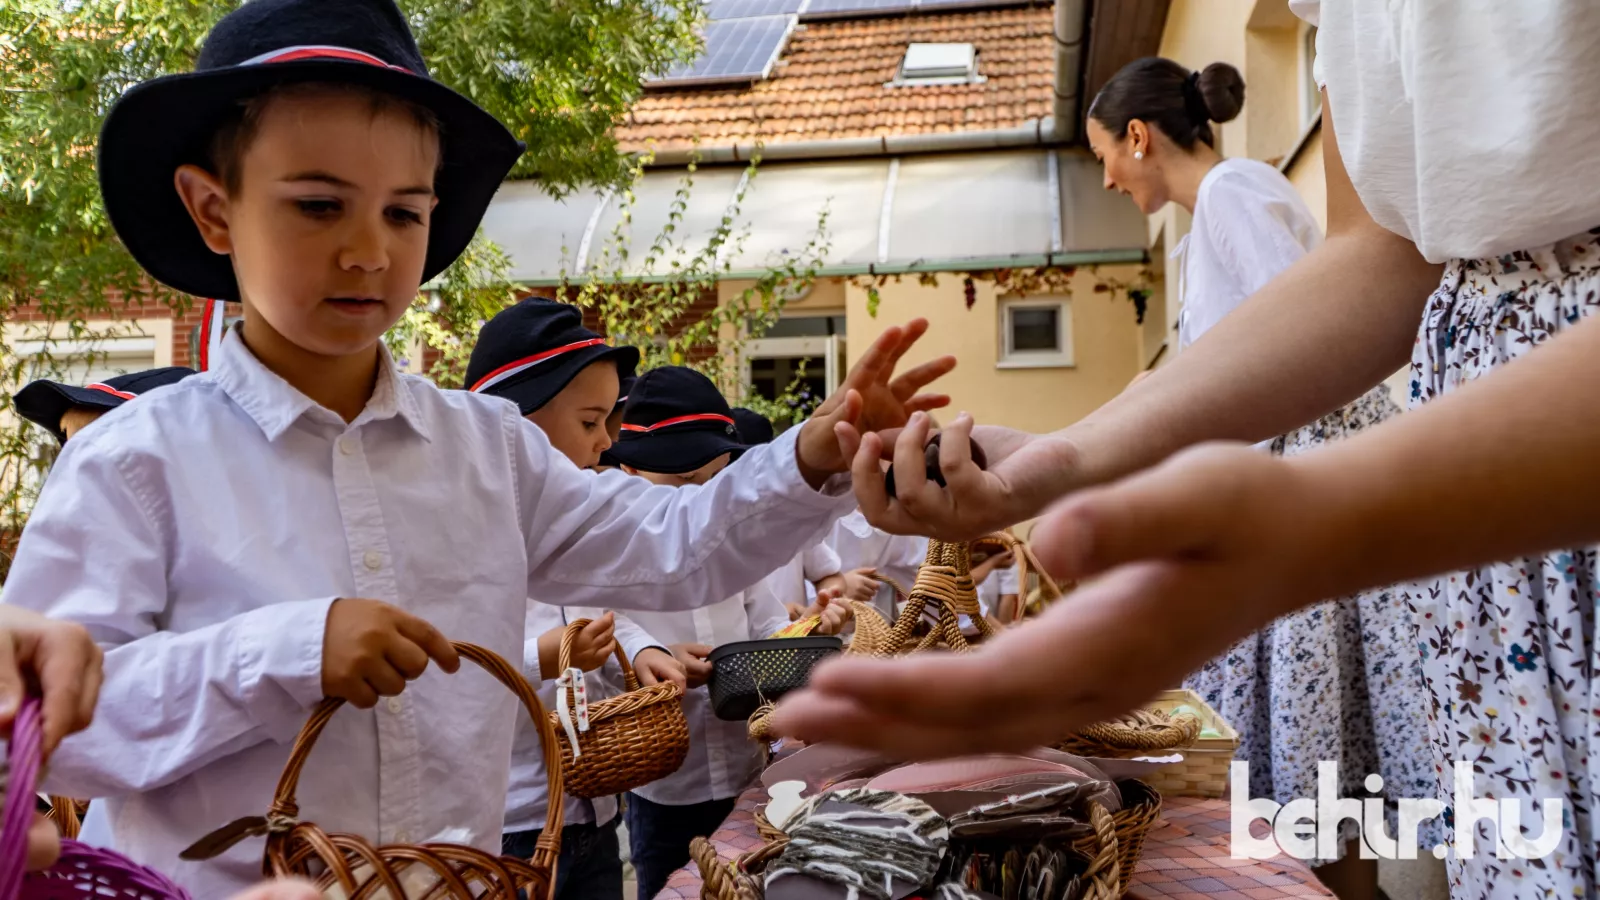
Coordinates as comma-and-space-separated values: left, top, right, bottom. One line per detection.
1290, 0, 1600, 262
1176, 157, 1322, 350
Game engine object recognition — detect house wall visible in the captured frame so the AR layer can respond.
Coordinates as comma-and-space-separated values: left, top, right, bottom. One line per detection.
838, 265, 1145, 434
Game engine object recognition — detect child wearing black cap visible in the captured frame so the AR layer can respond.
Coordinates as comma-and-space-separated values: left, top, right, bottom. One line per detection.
13, 368, 196, 444
604, 370, 854, 900
467, 297, 685, 900
0, 0, 952, 893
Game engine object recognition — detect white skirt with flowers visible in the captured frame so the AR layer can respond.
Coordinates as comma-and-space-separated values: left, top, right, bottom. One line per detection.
1184, 384, 1440, 863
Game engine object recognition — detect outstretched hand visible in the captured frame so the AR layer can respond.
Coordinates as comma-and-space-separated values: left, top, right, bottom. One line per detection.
796, 319, 955, 487
772, 443, 1330, 757
839, 412, 1081, 541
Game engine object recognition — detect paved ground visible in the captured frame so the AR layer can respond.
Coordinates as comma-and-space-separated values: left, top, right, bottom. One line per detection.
1379, 856, 1449, 899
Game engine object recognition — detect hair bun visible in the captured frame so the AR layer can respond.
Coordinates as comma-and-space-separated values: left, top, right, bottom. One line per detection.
1196, 62, 1245, 124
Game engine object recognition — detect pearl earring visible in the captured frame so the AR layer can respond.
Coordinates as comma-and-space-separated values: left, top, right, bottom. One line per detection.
1134, 151, 1144, 160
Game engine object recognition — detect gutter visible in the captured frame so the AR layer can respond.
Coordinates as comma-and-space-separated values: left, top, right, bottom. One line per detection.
642, 0, 1087, 167
511, 247, 1148, 287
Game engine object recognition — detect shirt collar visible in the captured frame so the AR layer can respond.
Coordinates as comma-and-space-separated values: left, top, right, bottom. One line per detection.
211, 325, 432, 443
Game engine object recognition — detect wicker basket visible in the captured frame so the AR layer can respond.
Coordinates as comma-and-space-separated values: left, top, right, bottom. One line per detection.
260, 643, 563, 899
550, 619, 690, 799
44, 799, 85, 842
1135, 689, 1240, 799
707, 637, 843, 722
1071, 780, 1160, 895
1052, 707, 1202, 759
1, 696, 192, 899
691, 802, 1122, 900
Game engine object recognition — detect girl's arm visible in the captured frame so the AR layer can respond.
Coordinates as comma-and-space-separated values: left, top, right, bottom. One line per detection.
853, 90, 1446, 540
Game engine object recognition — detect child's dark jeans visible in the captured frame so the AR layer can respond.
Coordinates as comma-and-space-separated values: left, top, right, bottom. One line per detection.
503, 815, 624, 900
625, 793, 739, 900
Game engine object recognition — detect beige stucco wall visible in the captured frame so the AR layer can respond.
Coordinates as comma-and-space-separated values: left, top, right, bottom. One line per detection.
839, 265, 1144, 434
1283, 128, 1328, 231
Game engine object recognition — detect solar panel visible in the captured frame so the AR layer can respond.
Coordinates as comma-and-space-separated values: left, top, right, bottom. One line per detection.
799, 0, 913, 18
708, 0, 803, 20
653, 15, 795, 86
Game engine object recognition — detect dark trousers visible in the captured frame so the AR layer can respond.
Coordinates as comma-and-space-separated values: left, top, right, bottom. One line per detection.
625, 793, 739, 900
503, 815, 624, 900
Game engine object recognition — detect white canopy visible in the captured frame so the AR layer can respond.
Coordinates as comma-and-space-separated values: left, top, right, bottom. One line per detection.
479, 148, 1148, 284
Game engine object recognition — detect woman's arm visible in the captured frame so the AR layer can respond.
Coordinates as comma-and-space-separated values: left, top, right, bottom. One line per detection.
774, 297, 1600, 759
851, 91, 1446, 539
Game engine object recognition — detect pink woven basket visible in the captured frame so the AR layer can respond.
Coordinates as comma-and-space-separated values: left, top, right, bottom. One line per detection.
0, 696, 191, 899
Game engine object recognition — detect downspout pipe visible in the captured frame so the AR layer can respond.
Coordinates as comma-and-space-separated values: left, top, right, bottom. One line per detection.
641, 0, 1088, 167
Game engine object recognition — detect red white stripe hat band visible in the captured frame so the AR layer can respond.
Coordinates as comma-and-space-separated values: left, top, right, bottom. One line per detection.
85, 384, 137, 401
620, 413, 737, 433
468, 339, 610, 394
240, 45, 411, 71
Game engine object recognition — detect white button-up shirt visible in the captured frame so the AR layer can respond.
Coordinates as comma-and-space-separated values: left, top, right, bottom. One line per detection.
582, 555, 805, 807
503, 604, 664, 835
825, 510, 928, 618
1, 334, 853, 897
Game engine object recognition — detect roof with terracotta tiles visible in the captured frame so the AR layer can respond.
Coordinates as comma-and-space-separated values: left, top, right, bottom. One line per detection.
617, 5, 1056, 153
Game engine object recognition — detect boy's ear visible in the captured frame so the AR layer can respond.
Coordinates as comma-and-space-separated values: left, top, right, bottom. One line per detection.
173, 164, 234, 256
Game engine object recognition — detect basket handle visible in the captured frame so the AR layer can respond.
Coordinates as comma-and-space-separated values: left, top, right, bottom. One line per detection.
0, 695, 44, 900
557, 618, 639, 693
979, 532, 1063, 624
266, 642, 564, 873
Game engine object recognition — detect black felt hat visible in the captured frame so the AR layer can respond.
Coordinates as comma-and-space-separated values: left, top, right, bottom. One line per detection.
97, 0, 524, 302
731, 408, 776, 446
14, 367, 197, 444
466, 299, 639, 415
605, 367, 750, 475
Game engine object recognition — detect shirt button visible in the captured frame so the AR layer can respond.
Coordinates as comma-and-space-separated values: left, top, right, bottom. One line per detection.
395, 831, 411, 843
338, 436, 356, 456
364, 550, 382, 571
387, 697, 403, 714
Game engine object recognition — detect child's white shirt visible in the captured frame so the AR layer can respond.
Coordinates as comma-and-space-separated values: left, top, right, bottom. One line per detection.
2, 334, 853, 897
502, 603, 665, 836
581, 555, 802, 807
825, 510, 928, 617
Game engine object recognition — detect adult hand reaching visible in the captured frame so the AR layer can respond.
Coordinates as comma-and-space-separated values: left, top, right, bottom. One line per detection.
0, 605, 102, 758
840, 413, 1082, 542
772, 444, 1328, 757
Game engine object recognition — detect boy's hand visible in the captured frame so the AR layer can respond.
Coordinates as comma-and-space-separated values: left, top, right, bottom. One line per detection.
970, 550, 1014, 586
537, 613, 617, 679
0, 605, 102, 757
785, 602, 809, 622
669, 643, 714, 689
809, 591, 853, 636
838, 568, 880, 604
796, 319, 955, 488
322, 599, 459, 708
633, 647, 688, 691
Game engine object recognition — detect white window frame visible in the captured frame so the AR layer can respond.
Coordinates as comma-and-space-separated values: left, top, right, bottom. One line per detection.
743, 334, 844, 397
997, 297, 1073, 369
1298, 22, 1321, 130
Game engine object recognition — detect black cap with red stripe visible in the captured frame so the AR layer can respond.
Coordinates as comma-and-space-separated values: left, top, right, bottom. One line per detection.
97, 0, 524, 302
466, 298, 639, 416
605, 366, 751, 475
14, 367, 197, 445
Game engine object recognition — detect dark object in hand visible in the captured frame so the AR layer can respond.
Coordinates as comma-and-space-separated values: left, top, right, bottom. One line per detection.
884, 433, 988, 498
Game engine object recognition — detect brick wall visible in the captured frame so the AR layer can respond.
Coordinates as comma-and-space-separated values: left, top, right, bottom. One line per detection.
7, 294, 212, 369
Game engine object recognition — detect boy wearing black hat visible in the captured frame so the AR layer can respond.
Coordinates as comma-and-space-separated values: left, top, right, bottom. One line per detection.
0, 0, 952, 893
604, 370, 853, 900
14, 368, 196, 444
468, 297, 685, 900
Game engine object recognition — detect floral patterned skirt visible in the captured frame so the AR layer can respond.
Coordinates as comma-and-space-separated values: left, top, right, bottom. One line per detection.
1402, 228, 1600, 898
1184, 384, 1441, 862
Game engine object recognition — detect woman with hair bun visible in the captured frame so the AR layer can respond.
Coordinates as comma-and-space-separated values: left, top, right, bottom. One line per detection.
1086, 58, 1432, 900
